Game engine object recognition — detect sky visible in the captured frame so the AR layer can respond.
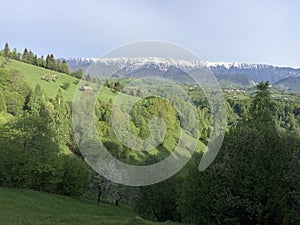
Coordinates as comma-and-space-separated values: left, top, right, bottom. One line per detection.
1, 0, 300, 67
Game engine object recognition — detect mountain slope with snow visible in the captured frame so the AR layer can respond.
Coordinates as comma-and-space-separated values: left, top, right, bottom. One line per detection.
65, 57, 300, 86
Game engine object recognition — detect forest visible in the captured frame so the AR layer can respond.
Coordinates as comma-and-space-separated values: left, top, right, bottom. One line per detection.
0, 43, 299, 224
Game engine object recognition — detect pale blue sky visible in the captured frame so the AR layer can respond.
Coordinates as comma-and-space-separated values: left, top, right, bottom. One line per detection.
1, 0, 300, 67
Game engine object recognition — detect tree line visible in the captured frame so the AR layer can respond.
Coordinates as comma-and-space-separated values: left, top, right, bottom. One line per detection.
0, 42, 70, 74
0, 42, 110, 83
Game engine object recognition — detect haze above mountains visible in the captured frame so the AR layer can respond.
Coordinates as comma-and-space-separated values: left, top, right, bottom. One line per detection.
66, 57, 300, 91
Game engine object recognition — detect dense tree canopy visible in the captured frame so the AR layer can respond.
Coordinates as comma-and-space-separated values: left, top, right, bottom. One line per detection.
179, 82, 300, 224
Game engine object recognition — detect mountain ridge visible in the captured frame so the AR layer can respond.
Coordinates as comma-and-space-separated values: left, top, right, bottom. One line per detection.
65, 57, 300, 86
66, 57, 300, 70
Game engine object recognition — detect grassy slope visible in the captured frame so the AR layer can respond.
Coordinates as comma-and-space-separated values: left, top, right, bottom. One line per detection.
0, 56, 116, 102
0, 187, 179, 225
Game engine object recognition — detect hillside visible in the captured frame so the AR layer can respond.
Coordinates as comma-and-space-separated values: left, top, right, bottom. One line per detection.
273, 76, 300, 92
0, 56, 299, 224
0, 187, 178, 225
216, 73, 255, 88
0, 56, 116, 102
0, 56, 206, 158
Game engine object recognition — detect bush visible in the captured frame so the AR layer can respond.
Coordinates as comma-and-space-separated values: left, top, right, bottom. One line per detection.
3, 91, 24, 116
61, 81, 70, 90
57, 155, 89, 196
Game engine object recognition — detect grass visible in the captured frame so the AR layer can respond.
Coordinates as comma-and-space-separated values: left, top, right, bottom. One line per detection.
0, 187, 179, 225
1, 57, 77, 102
0, 56, 117, 103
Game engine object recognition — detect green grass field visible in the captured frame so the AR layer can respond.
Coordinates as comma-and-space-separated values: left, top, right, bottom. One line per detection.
0, 56, 117, 102
0, 187, 179, 225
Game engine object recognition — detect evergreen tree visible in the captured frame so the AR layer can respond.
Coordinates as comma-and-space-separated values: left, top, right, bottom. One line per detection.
61, 60, 70, 74
27, 50, 35, 65
37, 55, 45, 67
10, 48, 19, 60
114, 81, 123, 92
55, 59, 61, 72
4, 42, 10, 58
45, 54, 49, 68
46, 54, 55, 70
49, 54, 55, 70
247, 81, 275, 123
34, 54, 37, 65
22, 48, 29, 63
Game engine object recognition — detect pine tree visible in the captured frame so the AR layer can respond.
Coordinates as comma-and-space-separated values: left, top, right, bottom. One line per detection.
22, 48, 29, 63
37, 55, 45, 67
247, 81, 275, 123
10, 48, 19, 60
46, 54, 55, 70
114, 81, 123, 92
4, 42, 10, 58
27, 50, 35, 65
34, 54, 37, 65
55, 59, 61, 72
61, 60, 70, 74
45, 54, 50, 68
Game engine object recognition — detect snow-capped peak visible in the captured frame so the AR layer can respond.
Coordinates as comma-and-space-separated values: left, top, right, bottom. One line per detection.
67, 56, 277, 71
65, 57, 300, 84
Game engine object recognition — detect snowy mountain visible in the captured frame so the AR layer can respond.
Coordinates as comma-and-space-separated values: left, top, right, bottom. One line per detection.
65, 57, 300, 86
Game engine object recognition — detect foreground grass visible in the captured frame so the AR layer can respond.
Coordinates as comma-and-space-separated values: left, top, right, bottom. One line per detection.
0, 187, 179, 225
